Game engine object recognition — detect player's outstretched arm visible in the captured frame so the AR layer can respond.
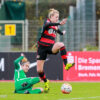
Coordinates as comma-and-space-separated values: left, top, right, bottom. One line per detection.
60, 18, 67, 25
14, 54, 24, 70
45, 22, 60, 29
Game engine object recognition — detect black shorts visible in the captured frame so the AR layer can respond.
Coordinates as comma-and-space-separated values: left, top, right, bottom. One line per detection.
37, 44, 58, 60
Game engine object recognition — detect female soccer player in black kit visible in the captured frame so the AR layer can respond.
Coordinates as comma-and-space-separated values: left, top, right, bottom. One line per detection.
37, 8, 75, 92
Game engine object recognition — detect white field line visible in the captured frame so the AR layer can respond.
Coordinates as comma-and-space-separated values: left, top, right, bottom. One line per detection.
0, 95, 7, 98
58, 96, 100, 100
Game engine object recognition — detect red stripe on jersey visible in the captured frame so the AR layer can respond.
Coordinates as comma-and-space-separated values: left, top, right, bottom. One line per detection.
44, 30, 56, 38
40, 37, 55, 44
61, 55, 67, 59
38, 41, 50, 46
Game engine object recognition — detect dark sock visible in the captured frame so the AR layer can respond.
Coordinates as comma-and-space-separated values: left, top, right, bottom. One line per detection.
38, 72, 47, 82
60, 46, 67, 66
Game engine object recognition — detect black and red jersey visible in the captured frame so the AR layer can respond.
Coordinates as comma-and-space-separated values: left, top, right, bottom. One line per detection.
38, 18, 63, 46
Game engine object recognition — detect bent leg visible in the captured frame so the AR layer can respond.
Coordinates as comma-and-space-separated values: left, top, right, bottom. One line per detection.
28, 77, 40, 85
15, 88, 43, 94
52, 42, 64, 53
30, 88, 43, 94
15, 77, 40, 91
15, 89, 30, 94
52, 42, 75, 70
52, 42, 67, 65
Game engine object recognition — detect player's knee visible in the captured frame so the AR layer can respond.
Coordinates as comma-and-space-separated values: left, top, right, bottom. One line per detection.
57, 42, 64, 48
30, 77, 40, 85
60, 42, 64, 47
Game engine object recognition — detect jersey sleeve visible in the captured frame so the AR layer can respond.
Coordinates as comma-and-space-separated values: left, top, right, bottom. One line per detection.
56, 29, 63, 35
45, 22, 60, 28
14, 56, 24, 70
43, 19, 60, 29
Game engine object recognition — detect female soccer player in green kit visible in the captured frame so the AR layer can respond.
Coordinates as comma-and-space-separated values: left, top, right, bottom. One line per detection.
14, 53, 43, 94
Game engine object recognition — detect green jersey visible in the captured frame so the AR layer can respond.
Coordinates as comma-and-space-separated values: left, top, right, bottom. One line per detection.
14, 56, 26, 81
14, 56, 41, 94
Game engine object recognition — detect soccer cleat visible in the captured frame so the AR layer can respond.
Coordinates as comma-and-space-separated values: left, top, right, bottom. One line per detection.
44, 79, 49, 93
65, 63, 75, 71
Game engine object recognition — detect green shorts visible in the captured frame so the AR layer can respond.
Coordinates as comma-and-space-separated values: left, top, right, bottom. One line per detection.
14, 77, 42, 94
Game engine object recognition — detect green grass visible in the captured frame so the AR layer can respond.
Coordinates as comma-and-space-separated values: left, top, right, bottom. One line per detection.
0, 82, 100, 100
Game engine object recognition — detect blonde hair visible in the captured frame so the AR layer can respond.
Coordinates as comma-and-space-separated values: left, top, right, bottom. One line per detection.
48, 8, 59, 19
21, 57, 30, 65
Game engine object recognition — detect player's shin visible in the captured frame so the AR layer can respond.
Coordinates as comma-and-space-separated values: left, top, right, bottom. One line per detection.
38, 71, 49, 92
60, 46, 67, 66
60, 46, 75, 70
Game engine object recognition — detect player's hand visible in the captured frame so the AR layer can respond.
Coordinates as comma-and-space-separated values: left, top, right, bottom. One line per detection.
62, 30, 66, 34
21, 53, 25, 57
21, 53, 28, 62
60, 18, 67, 25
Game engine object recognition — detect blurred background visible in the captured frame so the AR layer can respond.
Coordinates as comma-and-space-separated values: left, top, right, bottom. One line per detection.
0, 0, 99, 52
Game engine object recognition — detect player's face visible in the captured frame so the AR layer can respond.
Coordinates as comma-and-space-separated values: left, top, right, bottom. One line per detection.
22, 62, 30, 73
50, 13, 59, 23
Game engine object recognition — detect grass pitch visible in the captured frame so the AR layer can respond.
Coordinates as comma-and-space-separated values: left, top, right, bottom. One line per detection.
0, 81, 100, 100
